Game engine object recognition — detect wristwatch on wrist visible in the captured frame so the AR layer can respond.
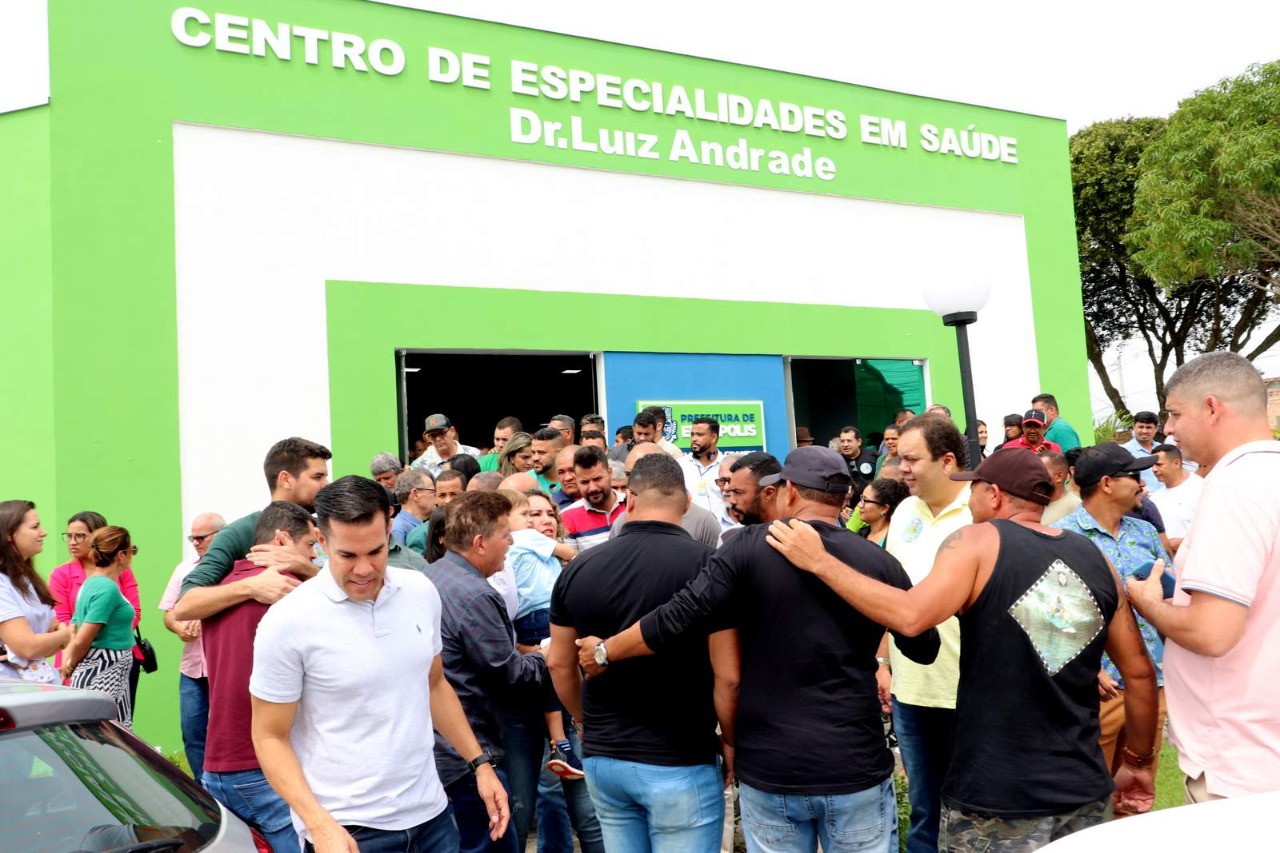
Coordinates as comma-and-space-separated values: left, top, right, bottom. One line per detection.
1121, 745, 1154, 768
466, 751, 494, 773
875, 657, 891, 667
593, 640, 610, 668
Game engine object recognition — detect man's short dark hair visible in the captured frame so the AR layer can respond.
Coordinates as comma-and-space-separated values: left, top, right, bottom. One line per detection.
581, 430, 606, 443
550, 414, 575, 428
616, 426, 633, 441
902, 415, 968, 469
883, 424, 900, 435
1031, 393, 1059, 410
627, 453, 687, 508
839, 425, 862, 439
895, 409, 915, 419
532, 427, 564, 444
632, 411, 658, 430
495, 416, 523, 432
1064, 446, 1085, 469
1041, 452, 1068, 473
1133, 410, 1160, 425
642, 406, 668, 426
263, 437, 332, 491
314, 476, 389, 534
692, 417, 719, 435
436, 469, 466, 487
253, 501, 315, 546
1154, 443, 1182, 462
444, 491, 512, 553
581, 414, 605, 429
573, 445, 609, 471
881, 455, 902, 470
795, 484, 848, 509
729, 451, 782, 482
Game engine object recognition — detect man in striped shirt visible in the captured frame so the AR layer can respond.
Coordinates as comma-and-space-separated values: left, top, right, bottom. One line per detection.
561, 446, 625, 551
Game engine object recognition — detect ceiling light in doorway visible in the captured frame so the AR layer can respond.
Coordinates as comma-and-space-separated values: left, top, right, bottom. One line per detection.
403, 367, 421, 373
561, 369, 582, 374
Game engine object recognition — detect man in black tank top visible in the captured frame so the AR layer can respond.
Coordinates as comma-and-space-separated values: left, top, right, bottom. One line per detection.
767, 448, 1161, 851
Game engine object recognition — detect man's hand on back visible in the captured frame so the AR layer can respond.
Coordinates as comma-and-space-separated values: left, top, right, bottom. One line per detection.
241, 568, 301, 605
248, 543, 318, 579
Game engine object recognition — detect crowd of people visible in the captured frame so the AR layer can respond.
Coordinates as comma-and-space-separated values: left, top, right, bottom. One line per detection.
1, 351, 1277, 853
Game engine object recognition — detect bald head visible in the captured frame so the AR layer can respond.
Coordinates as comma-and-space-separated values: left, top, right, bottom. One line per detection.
189, 512, 227, 558
625, 441, 662, 470
499, 472, 539, 493
467, 471, 505, 492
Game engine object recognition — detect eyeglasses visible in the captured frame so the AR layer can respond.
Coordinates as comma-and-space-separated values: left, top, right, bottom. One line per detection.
62, 532, 88, 543
187, 533, 215, 544
858, 497, 888, 507
414, 487, 437, 495
714, 477, 731, 487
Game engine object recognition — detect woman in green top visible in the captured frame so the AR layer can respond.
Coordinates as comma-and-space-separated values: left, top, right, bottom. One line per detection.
62, 525, 138, 729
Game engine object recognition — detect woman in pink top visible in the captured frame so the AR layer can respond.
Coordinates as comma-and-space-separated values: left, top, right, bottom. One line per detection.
49, 511, 142, 697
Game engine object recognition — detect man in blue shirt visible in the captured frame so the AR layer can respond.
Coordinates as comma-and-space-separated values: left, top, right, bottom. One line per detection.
391, 468, 436, 545
1053, 442, 1171, 797
1121, 411, 1163, 494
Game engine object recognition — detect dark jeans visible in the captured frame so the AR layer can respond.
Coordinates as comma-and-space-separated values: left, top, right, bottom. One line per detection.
502, 710, 603, 853
513, 610, 561, 715
445, 767, 519, 853
892, 699, 954, 853
301, 808, 459, 853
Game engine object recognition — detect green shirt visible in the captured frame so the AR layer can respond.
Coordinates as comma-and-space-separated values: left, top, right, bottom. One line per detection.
533, 470, 556, 494
405, 521, 432, 558
1045, 418, 1082, 452
388, 542, 428, 574
180, 511, 260, 595
72, 575, 135, 650
479, 453, 500, 472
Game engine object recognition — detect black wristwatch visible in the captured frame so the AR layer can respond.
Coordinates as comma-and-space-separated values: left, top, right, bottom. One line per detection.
467, 751, 494, 773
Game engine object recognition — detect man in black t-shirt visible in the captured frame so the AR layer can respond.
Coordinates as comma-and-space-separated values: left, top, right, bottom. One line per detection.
838, 425, 879, 494
548, 454, 738, 851
767, 448, 1160, 851
576, 447, 939, 853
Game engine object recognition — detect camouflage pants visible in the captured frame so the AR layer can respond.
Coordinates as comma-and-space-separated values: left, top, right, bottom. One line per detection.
940, 798, 1111, 851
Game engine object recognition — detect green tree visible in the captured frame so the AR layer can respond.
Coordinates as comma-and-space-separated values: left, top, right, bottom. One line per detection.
1127, 61, 1280, 358
1069, 118, 1263, 413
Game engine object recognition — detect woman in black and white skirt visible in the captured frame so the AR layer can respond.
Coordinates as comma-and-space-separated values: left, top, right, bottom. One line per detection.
61, 526, 139, 729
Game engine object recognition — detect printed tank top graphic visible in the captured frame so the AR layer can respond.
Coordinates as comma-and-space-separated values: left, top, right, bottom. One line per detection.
1008, 558, 1105, 676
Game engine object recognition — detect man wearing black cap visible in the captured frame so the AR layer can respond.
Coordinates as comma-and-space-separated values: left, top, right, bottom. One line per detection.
575, 446, 940, 853
767, 448, 1159, 850
1003, 410, 1062, 455
411, 413, 481, 477
1053, 443, 1171, 792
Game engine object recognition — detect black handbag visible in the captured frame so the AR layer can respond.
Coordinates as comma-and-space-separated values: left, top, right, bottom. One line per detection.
134, 627, 158, 674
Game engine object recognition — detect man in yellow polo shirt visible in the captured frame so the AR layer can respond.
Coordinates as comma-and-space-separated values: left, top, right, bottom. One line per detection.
885, 415, 972, 853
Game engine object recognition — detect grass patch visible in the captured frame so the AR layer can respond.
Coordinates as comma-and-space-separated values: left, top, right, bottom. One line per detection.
1154, 742, 1183, 811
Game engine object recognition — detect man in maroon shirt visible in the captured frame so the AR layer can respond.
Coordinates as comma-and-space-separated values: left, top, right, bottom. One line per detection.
1003, 410, 1063, 455
202, 501, 317, 852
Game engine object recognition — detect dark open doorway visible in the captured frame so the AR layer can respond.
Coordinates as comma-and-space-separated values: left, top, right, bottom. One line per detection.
397, 351, 598, 459
789, 357, 925, 447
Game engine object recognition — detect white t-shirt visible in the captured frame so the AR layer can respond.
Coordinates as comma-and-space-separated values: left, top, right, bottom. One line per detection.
0, 576, 56, 675
1149, 475, 1205, 540
250, 566, 448, 838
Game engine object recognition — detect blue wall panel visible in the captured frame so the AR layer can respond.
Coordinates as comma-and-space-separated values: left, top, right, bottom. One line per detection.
603, 352, 790, 460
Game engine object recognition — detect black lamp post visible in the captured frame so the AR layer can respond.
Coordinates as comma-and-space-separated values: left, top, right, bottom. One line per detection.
925, 281, 990, 470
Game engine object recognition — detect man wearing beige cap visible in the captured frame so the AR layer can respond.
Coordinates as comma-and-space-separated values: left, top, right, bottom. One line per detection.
411, 413, 481, 477
768, 448, 1159, 850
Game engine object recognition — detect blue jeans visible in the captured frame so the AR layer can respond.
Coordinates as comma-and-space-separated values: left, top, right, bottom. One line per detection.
179, 674, 209, 780
892, 700, 954, 853
203, 768, 300, 853
583, 756, 724, 853
738, 777, 897, 853
502, 712, 603, 853
444, 767, 519, 853
301, 809, 459, 853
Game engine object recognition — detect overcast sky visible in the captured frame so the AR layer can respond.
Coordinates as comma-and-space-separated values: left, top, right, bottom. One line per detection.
380, 0, 1280, 415
381, 0, 1280, 132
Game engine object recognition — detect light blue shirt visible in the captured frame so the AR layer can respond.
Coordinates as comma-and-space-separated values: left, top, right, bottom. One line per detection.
1054, 504, 1171, 687
390, 509, 424, 546
507, 528, 561, 619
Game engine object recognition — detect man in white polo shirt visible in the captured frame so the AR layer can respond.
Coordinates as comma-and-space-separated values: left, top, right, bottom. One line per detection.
885, 415, 972, 853
251, 476, 508, 852
1128, 352, 1280, 803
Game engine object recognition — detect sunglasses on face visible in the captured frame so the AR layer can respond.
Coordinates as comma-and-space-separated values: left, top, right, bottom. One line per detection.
187, 533, 215, 544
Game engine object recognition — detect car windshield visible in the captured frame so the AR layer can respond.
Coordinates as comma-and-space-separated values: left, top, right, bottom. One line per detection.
2, 721, 222, 852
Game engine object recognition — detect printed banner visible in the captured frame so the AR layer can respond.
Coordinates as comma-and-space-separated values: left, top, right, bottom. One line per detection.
637, 400, 766, 452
